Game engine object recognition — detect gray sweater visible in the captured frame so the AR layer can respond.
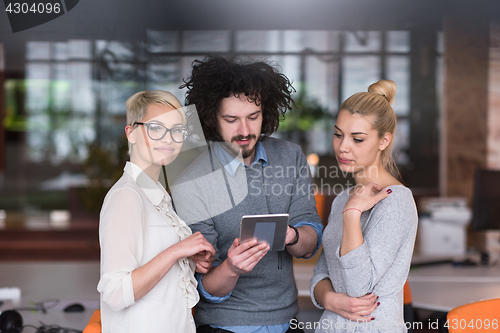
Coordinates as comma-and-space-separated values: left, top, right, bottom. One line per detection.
310, 185, 418, 333
171, 137, 322, 327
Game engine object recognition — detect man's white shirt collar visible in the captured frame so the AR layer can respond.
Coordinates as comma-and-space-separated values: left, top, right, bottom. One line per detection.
212, 141, 268, 176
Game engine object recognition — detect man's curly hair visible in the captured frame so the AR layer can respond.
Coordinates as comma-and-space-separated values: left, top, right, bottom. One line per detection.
180, 56, 295, 142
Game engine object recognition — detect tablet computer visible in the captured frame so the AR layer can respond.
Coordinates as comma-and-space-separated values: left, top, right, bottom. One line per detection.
239, 214, 289, 251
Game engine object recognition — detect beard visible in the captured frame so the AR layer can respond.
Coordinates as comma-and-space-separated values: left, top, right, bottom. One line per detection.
222, 134, 257, 159
241, 143, 257, 159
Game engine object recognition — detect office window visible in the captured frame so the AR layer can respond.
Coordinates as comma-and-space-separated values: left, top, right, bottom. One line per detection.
344, 31, 382, 52
21, 31, 413, 162
236, 31, 281, 52
283, 31, 339, 53
386, 31, 410, 53
182, 31, 231, 52
24, 40, 95, 164
4, 29, 420, 213
386, 55, 410, 116
342, 56, 381, 101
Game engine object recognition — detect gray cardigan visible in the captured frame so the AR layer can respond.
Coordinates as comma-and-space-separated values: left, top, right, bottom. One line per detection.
310, 185, 417, 333
171, 137, 323, 327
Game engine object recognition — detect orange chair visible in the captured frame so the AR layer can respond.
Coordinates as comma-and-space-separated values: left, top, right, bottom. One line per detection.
83, 308, 195, 331
403, 281, 415, 333
83, 310, 101, 333
403, 280, 412, 305
446, 298, 500, 333
314, 193, 326, 226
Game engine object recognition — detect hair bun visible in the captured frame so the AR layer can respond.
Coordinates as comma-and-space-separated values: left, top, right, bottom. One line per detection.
368, 80, 396, 105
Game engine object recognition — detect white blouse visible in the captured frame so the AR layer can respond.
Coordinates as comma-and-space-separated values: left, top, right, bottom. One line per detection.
97, 162, 198, 333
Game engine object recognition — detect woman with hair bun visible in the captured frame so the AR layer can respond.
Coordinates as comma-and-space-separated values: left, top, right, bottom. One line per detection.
310, 80, 418, 332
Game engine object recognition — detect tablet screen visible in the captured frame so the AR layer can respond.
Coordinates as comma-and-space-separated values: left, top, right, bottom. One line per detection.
253, 222, 276, 247
240, 214, 289, 251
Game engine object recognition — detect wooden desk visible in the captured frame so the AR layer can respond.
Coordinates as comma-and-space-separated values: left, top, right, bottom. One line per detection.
294, 264, 315, 297
0, 261, 100, 332
15, 309, 96, 332
408, 264, 500, 312
294, 262, 500, 313
0, 212, 99, 261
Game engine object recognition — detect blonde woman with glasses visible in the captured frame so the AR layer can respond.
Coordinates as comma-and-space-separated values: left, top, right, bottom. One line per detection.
97, 90, 215, 333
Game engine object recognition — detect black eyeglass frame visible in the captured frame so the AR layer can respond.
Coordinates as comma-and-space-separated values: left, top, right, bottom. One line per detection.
133, 122, 189, 143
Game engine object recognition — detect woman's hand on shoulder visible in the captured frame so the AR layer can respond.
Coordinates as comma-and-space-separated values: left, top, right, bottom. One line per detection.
324, 291, 379, 322
344, 182, 392, 214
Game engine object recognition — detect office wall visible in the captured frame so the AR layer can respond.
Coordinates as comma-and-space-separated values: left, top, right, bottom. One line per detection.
488, 23, 500, 170
0, 43, 4, 189
442, 13, 490, 201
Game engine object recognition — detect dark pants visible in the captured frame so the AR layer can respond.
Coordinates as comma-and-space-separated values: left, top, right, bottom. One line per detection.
404, 303, 415, 333
196, 321, 305, 333
286, 319, 305, 333
197, 326, 234, 333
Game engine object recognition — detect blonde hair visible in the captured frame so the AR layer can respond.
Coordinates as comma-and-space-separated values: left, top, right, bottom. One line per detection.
339, 80, 400, 179
126, 90, 185, 154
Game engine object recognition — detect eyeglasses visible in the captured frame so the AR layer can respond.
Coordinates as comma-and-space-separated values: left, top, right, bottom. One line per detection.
133, 122, 188, 143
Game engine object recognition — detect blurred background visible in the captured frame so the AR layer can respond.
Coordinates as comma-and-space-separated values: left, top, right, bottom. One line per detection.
0, 0, 499, 261
2, 2, 500, 332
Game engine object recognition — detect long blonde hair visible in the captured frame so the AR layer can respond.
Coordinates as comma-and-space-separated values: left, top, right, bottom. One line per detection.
339, 80, 400, 180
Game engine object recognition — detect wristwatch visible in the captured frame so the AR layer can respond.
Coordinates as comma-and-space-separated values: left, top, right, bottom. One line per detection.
286, 225, 299, 246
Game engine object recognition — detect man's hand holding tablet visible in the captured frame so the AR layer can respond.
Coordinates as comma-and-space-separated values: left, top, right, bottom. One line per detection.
239, 214, 290, 251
